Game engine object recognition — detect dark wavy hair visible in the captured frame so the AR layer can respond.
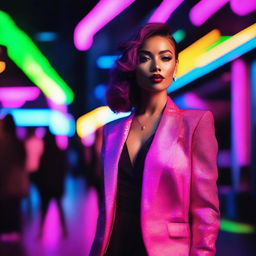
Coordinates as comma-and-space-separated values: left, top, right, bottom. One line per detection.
106, 23, 178, 113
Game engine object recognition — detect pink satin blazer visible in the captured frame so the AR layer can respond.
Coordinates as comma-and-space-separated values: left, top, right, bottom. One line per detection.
90, 96, 220, 256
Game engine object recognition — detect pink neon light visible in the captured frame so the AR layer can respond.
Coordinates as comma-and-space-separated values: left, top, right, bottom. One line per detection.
149, 0, 184, 23
231, 59, 251, 166
74, 0, 135, 51
230, 0, 256, 16
56, 135, 68, 150
0, 87, 40, 108
190, 0, 229, 26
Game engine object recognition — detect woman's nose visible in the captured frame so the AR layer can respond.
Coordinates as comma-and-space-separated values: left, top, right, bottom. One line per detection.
150, 61, 161, 72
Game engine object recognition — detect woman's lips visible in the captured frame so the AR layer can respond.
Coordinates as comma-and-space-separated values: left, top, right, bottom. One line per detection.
150, 74, 164, 83
150, 77, 164, 83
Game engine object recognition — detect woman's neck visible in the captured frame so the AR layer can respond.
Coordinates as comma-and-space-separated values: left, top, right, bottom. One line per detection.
136, 91, 168, 116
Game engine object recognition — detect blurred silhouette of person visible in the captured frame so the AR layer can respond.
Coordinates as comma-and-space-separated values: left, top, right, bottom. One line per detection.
36, 129, 68, 239
24, 127, 44, 214
24, 127, 44, 180
0, 114, 28, 241
83, 127, 103, 202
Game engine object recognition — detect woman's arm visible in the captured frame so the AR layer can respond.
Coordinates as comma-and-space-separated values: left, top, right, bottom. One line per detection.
190, 111, 220, 256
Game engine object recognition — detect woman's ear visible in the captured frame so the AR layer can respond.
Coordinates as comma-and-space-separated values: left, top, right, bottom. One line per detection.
173, 61, 178, 80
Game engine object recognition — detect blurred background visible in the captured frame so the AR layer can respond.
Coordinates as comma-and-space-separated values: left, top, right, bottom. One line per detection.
0, 0, 255, 255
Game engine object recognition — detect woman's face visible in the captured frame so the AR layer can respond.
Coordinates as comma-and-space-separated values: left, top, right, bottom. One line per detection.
135, 35, 177, 93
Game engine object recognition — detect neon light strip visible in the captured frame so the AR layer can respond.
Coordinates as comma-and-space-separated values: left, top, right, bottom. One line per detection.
0, 11, 74, 104
231, 59, 251, 166
190, 0, 229, 26
220, 218, 255, 234
197, 23, 256, 67
74, 0, 135, 51
1, 109, 75, 136
148, 0, 184, 23
169, 37, 256, 92
77, 106, 130, 138
177, 29, 220, 77
230, 0, 256, 16
206, 36, 231, 51
0, 86, 40, 108
0, 87, 40, 101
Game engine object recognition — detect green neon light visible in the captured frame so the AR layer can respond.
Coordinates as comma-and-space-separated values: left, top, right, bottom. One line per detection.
0, 11, 74, 105
206, 36, 231, 51
220, 218, 255, 234
172, 29, 186, 43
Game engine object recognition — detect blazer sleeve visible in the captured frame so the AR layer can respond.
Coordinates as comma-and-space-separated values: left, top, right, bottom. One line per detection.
190, 111, 220, 256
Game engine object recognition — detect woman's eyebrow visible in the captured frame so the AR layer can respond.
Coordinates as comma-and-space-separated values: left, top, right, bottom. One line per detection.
139, 49, 173, 55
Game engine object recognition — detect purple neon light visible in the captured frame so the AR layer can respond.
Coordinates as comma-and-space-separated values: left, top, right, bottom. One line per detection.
0, 87, 40, 108
231, 59, 251, 166
74, 0, 135, 51
230, 0, 256, 16
190, 0, 229, 26
148, 0, 184, 23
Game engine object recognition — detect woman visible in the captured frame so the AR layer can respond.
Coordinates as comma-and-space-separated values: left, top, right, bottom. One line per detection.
90, 23, 220, 256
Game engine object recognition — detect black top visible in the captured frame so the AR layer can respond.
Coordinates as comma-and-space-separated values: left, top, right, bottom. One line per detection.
105, 133, 155, 256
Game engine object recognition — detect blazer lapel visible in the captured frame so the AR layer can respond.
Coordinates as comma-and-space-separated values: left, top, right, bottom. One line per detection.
141, 96, 182, 212
103, 112, 134, 219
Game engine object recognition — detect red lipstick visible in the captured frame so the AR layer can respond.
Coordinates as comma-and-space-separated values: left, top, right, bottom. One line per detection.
150, 74, 164, 83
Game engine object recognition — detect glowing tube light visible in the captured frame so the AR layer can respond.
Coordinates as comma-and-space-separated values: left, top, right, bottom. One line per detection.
1, 109, 75, 136
177, 29, 220, 77
0, 11, 74, 105
190, 0, 229, 26
74, 0, 135, 51
206, 36, 231, 51
231, 59, 251, 167
0, 87, 40, 108
197, 23, 256, 67
148, 0, 184, 23
230, 0, 256, 16
220, 219, 255, 234
77, 106, 130, 138
169, 37, 256, 93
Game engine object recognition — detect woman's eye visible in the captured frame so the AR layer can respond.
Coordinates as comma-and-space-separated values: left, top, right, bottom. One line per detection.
139, 56, 149, 63
162, 56, 172, 61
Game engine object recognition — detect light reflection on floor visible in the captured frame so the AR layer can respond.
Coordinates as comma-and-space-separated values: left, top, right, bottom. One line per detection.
0, 175, 256, 256
21, 175, 99, 256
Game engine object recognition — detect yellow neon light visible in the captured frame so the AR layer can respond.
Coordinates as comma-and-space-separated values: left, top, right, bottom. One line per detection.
0, 61, 6, 73
77, 106, 110, 138
177, 29, 220, 77
77, 106, 130, 138
197, 23, 256, 67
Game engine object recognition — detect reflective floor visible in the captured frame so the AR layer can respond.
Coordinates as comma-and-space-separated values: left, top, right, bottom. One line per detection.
0, 176, 255, 256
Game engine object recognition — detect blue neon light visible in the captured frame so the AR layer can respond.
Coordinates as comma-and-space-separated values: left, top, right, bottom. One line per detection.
168, 37, 256, 93
94, 84, 106, 99
96, 55, 120, 69
0, 109, 75, 136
